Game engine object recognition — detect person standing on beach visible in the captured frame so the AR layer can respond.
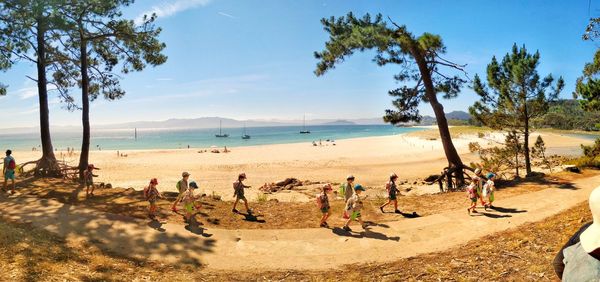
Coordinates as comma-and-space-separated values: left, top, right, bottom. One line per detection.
380, 173, 401, 214
144, 178, 163, 219
3, 150, 16, 194
339, 175, 355, 218
232, 173, 251, 214
83, 164, 99, 197
316, 183, 333, 227
483, 173, 496, 209
343, 184, 367, 232
171, 172, 190, 212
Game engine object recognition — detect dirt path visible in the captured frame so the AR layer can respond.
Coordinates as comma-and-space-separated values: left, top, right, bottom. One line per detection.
1, 174, 599, 271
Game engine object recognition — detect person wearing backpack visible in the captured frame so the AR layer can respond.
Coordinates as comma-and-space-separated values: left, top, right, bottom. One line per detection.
380, 173, 401, 214
171, 171, 190, 212
316, 183, 333, 228
339, 175, 355, 218
343, 184, 367, 232
144, 178, 163, 219
232, 173, 251, 214
182, 181, 201, 223
3, 149, 16, 194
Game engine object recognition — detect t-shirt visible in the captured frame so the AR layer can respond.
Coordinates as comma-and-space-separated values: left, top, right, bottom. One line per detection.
346, 194, 363, 212
4, 156, 14, 171
483, 180, 495, 196
387, 181, 398, 196
466, 183, 477, 199
233, 181, 245, 197
146, 186, 160, 202
562, 242, 600, 281
318, 192, 330, 209
342, 182, 354, 201
553, 222, 592, 279
182, 189, 196, 204
176, 179, 188, 194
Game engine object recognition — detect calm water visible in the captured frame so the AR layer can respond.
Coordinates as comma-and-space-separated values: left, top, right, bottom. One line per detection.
0, 125, 425, 151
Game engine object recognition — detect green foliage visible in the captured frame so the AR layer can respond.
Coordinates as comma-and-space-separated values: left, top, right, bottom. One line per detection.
575, 18, 600, 111
531, 135, 552, 172
569, 138, 600, 168
314, 12, 467, 124
256, 193, 268, 203
533, 99, 600, 131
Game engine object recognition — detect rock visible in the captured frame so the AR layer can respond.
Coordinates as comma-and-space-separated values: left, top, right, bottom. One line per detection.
105, 183, 112, 189
424, 174, 440, 182
563, 165, 581, 173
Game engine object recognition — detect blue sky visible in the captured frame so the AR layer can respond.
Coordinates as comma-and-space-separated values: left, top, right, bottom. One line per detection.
0, 0, 599, 128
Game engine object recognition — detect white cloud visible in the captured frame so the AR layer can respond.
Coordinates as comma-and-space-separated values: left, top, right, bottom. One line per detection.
218, 11, 236, 19
135, 0, 213, 25
17, 87, 37, 100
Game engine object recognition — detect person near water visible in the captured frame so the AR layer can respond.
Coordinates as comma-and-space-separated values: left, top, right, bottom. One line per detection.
339, 175, 355, 218
554, 186, 600, 281
182, 181, 201, 223
144, 178, 163, 219
232, 173, 251, 214
316, 183, 333, 228
3, 150, 16, 194
483, 173, 496, 209
466, 177, 480, 214
171, 172, 190, 212
380, 173, 401, 213
83, 164, 99, 197
343, 184, 367, 232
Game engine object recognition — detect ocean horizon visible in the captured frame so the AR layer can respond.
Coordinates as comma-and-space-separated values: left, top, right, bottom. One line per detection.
0, 124, 426, 151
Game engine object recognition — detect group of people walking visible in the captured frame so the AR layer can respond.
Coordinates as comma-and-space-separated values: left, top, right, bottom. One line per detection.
465, 168, 496, 215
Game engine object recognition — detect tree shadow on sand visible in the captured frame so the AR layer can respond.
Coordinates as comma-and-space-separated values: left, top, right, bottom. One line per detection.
331, 227, 400, 241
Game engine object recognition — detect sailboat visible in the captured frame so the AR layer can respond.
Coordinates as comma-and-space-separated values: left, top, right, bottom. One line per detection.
215, 120, 229, 138
299, 115, 311, 134
242, 124, 251, 140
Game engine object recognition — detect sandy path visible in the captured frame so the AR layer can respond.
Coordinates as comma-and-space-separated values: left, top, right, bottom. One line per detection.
1, 174, 598, 271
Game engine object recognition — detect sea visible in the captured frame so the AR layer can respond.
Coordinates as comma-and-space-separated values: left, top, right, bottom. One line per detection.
0, 125, 426, 151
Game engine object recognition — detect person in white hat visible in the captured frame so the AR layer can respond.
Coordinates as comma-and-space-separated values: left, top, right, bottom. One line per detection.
380, 173, 401, 214
554, 186, 600, 280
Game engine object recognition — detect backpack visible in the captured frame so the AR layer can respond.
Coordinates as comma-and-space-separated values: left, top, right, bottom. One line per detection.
143, 186, 150, 200
315, 194, 322, 209
8, 159, 15, 170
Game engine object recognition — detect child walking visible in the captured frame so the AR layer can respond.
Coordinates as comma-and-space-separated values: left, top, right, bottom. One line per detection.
144, 178, 163, 219
466, 177, 480, 214
343, 184, 367, 232
232, 173, 251, 214
83, 164, 99, 197
474, 168, 487, 207
182, 181, 201, 223
316, 183, 333, 228
171, 171, 190, 212
380, 173, 401, 213
339, 175, 355, 218
483, 173, 496, 208
3, 149, 16, 194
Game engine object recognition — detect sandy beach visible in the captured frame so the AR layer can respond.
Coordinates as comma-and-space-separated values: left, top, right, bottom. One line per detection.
11, 129, 593, 201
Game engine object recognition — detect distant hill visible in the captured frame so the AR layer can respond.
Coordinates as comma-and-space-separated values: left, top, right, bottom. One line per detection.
321, 120, 356, 126
445, 111, 471, 120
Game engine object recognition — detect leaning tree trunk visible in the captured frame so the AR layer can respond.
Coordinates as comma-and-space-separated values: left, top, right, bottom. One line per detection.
78, 31, 90, 180
34, 17, 60, 177
412, 49, 465, 186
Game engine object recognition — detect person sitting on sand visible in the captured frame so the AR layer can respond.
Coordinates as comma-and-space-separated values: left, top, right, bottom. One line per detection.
232, 173, 251, 214
171, 172, 190, 212
343, 184, 367, 232
553, 186, 600, 281
317, 183, 333, 228
380, 173, 401, 214
182, 181, 201, 223
83, 164, 99, 197
466, 177, 480, 215
144, 178, 163, 219
483, 173, 496, 209
340, 175, 355, 218
3, 149, 16, 194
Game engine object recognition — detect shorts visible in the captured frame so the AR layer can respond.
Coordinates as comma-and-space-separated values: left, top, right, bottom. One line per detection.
236, 194, 246, 201
489, 192, 495, 203
4, 170, 14, 180
320, 207, 330, 213
85, 177, 93, 186
148, 199, 156, 205
350, 211, 361, 220
470, 197, 478, 203
184, 203, 194, 213
389, 194, 397, 201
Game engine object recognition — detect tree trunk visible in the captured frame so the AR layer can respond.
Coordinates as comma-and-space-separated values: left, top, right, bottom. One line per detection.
35, 17, 59, 176
412, 48, 465, 185
78, 29, 90, 179
524, 105, 532, 176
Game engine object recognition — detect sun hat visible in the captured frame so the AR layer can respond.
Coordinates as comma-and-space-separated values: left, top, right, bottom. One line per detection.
189, 181, 198, 189
150, 178, 158, 185
239, 172, 247, 179
182, 171, 190, 177
322, 183, 332, 190
354, 184, 365, 191
390, 173, 398, 179
486, 173, 495, 179
88, 164, 95, 169
346, 175, 355, 180
580, 187, 600, 253
474, 168, 482, 175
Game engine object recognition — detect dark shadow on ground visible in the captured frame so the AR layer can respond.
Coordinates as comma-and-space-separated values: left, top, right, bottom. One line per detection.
480, 212, 512, 219
147, 219, 166, 232
239, 212, 266, 223
489, 206, 527, 214
331, 227, 400, 241
185, 218, 213, 238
